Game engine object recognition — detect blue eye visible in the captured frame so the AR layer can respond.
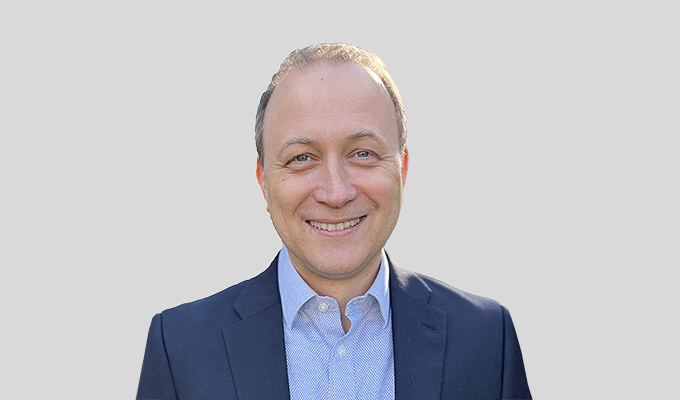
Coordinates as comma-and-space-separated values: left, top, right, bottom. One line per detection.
294, 154, 309, 162
356, 151, 370, 158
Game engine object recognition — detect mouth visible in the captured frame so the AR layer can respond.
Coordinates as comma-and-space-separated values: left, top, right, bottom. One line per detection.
307, 217, 363, 232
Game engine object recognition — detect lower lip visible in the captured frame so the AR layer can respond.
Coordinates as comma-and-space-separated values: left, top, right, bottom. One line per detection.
307, 217, 365, 237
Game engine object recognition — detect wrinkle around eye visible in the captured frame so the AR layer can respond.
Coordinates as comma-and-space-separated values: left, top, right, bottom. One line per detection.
285, 153, 311, 164
350, 149, 381, 161
285, 153, 318, 170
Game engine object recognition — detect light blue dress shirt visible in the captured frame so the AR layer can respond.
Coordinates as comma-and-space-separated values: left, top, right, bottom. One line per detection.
277, 245, 395, 400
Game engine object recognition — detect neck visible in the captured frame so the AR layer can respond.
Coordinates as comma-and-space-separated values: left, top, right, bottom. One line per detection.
292, 255, 382, 333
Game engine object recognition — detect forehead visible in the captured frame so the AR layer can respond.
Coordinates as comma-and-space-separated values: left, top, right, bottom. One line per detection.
276, 61, 387, 100
262, 62, 398, 146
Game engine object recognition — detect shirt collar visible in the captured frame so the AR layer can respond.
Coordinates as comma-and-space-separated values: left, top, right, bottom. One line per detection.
277, 244, 391, 330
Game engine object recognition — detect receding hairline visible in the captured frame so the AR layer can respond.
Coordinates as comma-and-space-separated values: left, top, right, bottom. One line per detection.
278, 58, 387, 83
266, 61, 395, 118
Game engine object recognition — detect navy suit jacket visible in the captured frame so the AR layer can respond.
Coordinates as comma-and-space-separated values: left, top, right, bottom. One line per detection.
137, 255, 531, 399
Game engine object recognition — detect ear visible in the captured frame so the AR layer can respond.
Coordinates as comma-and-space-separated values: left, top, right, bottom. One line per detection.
256, 158, 269, 210
401, 147, 409, 186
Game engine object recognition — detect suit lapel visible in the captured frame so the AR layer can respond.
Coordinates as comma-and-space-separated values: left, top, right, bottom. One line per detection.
221, 256, 291, 400
390, 259, 447, 399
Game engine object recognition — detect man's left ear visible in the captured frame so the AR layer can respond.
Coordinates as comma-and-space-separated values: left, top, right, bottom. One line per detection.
401, 147, 409, 186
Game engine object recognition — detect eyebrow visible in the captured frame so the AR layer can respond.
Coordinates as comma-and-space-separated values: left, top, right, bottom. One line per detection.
351, 130, 387, 146
282, 137, 314, 148
276, 137, 315, 160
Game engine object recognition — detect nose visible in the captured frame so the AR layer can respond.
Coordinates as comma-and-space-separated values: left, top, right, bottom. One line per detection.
312, 160, 358, 208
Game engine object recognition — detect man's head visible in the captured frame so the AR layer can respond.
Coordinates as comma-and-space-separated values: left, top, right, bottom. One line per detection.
256, 43, 408, 283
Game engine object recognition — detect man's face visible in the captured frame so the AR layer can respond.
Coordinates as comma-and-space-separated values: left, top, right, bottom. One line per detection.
257, 62, 408, 282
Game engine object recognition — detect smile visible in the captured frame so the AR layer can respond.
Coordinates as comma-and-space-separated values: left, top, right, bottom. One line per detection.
308, 217, 362, 232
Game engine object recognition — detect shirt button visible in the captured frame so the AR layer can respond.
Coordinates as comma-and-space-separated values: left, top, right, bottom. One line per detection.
318, 303, 328, 312
337, 345, 346, 357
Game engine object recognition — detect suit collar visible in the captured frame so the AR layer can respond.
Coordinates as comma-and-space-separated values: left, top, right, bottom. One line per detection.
389, 254, 435, 303
231, 254, 282, 320
389, 254, 448, 399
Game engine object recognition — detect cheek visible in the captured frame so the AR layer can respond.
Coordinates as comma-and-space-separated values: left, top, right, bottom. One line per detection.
267, 176, 313, 214
359, 174, 403, 208
359, 163, 403, 190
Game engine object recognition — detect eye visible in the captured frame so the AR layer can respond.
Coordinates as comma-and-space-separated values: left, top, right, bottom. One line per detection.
356, 150, 371, 158
286, 153, 316, 170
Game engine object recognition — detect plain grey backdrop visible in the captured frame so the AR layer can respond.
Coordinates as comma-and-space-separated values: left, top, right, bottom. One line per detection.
1, 1, 678, 399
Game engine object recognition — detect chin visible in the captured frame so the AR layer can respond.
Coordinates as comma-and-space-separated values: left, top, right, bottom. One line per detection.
306, 251, 378, 279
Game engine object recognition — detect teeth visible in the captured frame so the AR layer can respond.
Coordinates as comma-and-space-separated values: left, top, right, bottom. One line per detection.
309, 218, 361, 232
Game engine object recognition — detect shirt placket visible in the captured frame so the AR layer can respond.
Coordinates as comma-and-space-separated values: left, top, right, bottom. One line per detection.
310, 297, 356, 400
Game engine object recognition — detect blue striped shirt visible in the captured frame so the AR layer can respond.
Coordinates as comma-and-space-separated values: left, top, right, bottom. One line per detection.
277, 245, 395, 400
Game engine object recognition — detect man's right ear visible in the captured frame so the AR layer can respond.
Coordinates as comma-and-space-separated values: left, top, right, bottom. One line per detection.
256, 158, 269, 210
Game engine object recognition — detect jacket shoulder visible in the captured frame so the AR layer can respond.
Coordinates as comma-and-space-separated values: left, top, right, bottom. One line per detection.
421, 273, 503, 313
390, 263, 506, 330
159, 278, 249, 332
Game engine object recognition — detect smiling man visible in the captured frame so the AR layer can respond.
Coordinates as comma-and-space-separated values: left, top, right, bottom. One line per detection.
137, 43, 531, 400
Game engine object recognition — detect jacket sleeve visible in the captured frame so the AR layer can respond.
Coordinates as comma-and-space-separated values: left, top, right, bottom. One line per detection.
501, 306, 532, 399
137, 313, 178, 400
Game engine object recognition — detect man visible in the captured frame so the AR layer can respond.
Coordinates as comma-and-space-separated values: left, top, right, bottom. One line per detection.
137, 43, 531, 400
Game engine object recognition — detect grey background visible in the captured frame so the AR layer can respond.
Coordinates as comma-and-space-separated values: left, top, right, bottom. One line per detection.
1, 1, 677, 399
